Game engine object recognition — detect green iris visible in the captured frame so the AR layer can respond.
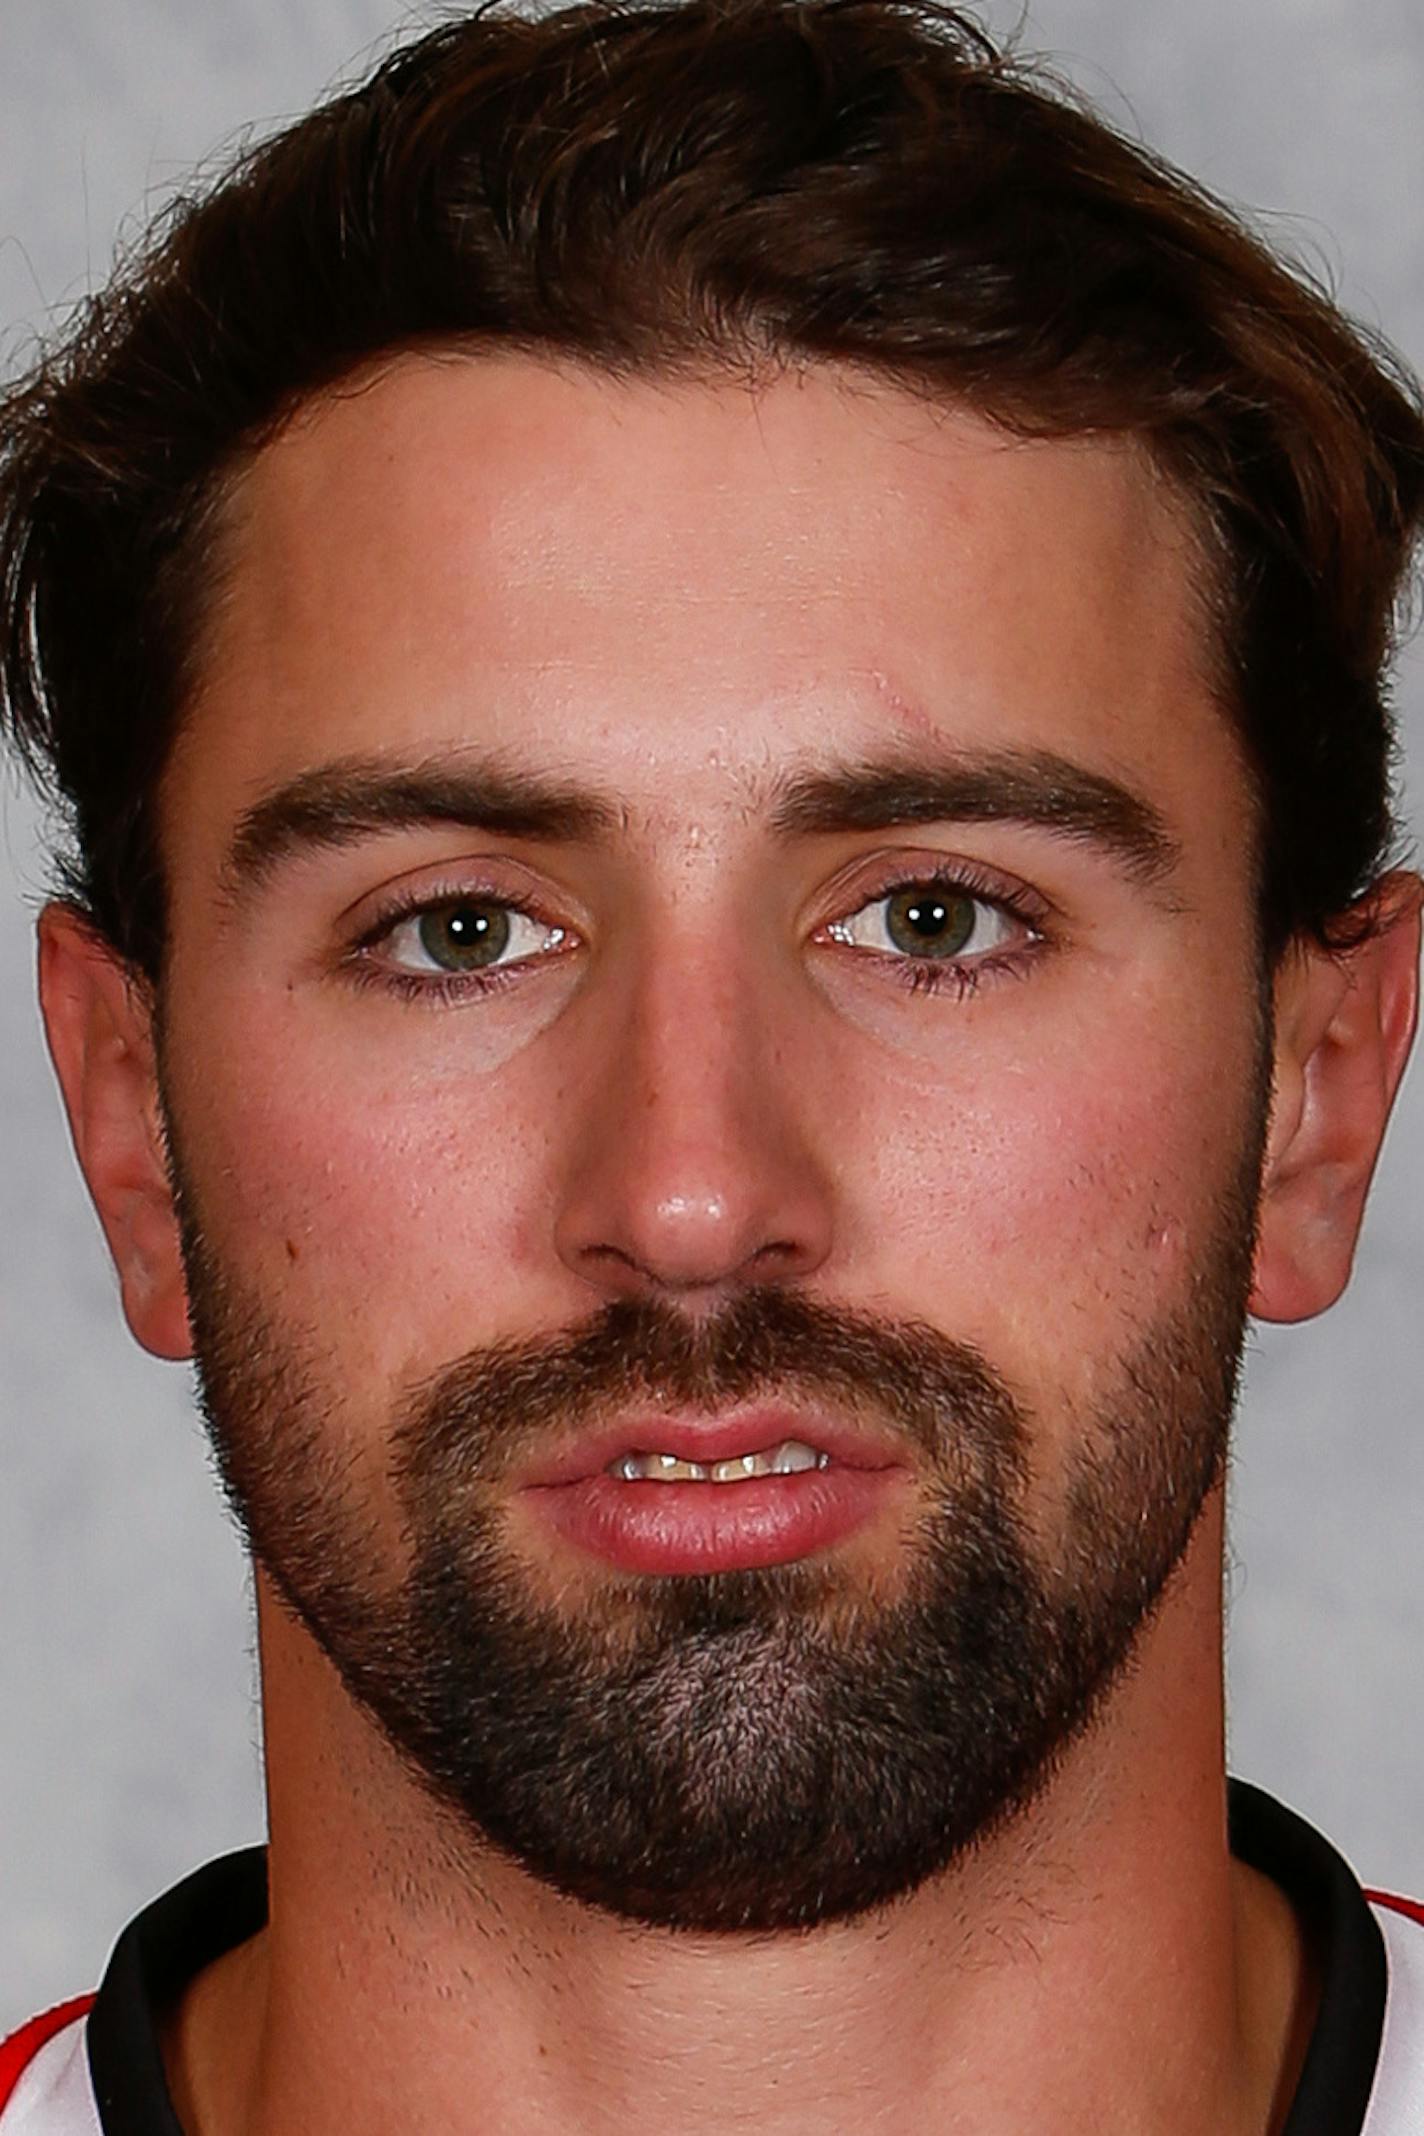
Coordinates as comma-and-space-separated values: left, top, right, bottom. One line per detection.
417, 900, 511, 971
884, 888, 975, 958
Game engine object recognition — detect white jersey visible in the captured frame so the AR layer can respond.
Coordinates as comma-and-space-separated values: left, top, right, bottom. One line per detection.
4, 1786, 1422, 2133
0, 2019, 96, 2136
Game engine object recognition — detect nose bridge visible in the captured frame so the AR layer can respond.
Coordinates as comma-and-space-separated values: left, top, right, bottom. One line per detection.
553, 917, 835, 1297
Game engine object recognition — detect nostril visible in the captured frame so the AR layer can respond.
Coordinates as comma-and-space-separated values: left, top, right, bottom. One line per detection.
576, 1233, 810, 1298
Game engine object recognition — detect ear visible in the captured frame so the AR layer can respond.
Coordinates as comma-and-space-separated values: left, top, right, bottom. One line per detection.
1252, 871, 1422, 1324
37, 902, 193, 1360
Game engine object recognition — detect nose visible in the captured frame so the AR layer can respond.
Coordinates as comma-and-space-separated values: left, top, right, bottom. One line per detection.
552, 945, 836, 1304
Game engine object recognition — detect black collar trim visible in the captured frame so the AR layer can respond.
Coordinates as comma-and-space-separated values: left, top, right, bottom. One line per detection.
84, 1783, 1387, 2132
1228, 1780, 1387, 2134
86, 1848, 266, 2136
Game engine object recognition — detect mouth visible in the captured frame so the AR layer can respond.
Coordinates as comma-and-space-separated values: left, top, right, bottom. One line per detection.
518, 1409, 907, 1576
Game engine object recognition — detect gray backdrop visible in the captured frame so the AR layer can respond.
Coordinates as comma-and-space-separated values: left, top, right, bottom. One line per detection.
3, 0, 1422, 2029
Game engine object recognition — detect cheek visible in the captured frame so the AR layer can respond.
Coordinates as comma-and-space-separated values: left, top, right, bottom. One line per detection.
848, 994, 1259, 1403
167, 1007, 565, 1388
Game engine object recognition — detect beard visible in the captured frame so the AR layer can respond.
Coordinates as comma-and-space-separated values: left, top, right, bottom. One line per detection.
171, 1125, 1263, 1935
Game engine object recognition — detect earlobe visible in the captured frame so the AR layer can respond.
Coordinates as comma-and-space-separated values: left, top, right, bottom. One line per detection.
1251, 872, 1422, 1324
36, 902, 193, 1361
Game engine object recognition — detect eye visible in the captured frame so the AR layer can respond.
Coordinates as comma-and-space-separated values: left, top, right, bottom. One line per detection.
375, 896, 565, 977
829, 882, 1020, 962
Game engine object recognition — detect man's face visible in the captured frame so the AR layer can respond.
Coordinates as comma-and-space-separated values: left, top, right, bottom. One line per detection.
154, 357, 1266, 1928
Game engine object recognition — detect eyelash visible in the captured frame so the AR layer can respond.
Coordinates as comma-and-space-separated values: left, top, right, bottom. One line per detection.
344, 880, 562, 1008
841, 861, 1048, 1003
341, 863, 1049, 1008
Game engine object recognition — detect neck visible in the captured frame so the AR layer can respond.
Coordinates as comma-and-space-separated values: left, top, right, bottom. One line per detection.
165, 1497, 1312, 2136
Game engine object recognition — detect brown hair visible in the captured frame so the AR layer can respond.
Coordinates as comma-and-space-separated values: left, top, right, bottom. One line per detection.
1, 0, 1421, 979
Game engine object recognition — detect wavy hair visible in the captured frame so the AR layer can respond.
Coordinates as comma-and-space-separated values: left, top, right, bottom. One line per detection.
1, 0, 1421, 975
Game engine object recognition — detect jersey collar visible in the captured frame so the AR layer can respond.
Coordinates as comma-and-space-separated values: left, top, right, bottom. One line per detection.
82, 1781, 1387, 2132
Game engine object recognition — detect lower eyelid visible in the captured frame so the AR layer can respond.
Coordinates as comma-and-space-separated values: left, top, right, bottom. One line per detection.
817, 915, 1048, 1003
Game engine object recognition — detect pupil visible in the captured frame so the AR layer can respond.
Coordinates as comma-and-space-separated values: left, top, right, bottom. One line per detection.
885, 888, 973, 958
418, 901, 511, 971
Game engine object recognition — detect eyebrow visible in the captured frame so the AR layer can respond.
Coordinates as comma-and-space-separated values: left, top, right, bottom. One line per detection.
218, 742, 1181, 907
220, 755, 620, 906
769, 749, 1180, 885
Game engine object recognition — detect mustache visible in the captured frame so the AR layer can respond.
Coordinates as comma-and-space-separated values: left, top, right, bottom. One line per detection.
392, 1288, 1028, 1487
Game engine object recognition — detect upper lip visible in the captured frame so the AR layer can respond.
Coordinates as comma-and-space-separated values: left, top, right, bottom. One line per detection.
517, 1407, 908, 1488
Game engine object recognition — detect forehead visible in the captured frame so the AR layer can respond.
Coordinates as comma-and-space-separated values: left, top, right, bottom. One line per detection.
170, 352, 1235, 839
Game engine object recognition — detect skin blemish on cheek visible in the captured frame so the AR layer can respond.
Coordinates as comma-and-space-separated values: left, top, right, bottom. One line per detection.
1149, 1218, 1198, 1268
286, 1238, 300, 1264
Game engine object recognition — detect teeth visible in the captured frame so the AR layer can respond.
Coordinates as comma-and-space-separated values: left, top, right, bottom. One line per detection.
608, 1439, 830, 1482
710, 1451, 764, 1483
657, 1453, 710, 1481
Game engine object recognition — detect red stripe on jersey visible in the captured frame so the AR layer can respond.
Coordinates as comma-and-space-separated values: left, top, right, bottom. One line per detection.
1366, 1889, 1424, 1926
0, 1997, 95, 2110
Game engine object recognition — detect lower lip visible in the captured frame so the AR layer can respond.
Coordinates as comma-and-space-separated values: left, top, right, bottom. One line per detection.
524, 1466, 899, 1576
